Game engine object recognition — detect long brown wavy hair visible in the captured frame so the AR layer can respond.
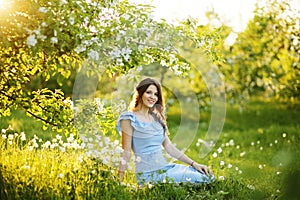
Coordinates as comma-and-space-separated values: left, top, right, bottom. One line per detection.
128, 78, 167, 130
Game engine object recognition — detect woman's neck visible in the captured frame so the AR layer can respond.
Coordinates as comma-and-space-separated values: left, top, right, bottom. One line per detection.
138, 105, 149, 116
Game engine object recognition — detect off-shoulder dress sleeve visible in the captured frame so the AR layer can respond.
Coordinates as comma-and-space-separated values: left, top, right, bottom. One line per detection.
116, 111, 163, 134
116, 111, 136, 133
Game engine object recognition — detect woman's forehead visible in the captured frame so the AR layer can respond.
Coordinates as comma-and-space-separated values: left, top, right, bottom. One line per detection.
146, 84, 158, 92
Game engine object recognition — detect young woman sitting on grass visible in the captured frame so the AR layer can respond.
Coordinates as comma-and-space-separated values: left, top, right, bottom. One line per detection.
117, 77, 214, 186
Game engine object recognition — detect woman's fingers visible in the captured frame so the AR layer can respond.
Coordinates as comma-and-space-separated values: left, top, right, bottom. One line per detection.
195, 164, 213, 176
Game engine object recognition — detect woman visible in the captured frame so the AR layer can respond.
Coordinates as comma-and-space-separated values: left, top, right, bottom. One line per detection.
117, 77, 214, 185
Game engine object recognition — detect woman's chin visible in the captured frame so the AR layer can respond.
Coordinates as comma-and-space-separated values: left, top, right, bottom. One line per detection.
145, 104, 155, 108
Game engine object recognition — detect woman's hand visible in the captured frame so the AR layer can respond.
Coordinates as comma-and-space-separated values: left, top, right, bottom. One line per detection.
192, 162, 214, 176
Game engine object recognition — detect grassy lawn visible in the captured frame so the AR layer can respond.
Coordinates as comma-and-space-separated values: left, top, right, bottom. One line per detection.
0, 98, 299, 199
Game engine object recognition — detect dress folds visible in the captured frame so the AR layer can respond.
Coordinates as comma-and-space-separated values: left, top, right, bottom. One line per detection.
117, 111, 214, 185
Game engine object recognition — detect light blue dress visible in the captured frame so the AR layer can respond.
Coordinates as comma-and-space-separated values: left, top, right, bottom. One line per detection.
117, 111, 214, 185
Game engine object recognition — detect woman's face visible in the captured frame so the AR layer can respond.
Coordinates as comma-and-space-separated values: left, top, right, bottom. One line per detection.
141, 84, 158, 108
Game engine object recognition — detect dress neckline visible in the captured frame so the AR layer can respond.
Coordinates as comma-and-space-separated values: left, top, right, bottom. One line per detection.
130, 111, 156, 124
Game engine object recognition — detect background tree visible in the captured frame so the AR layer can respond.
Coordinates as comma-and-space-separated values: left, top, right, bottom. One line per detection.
217, 0, 299, 104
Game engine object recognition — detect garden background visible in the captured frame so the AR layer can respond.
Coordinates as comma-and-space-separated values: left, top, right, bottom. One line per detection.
0, 0, 299, 199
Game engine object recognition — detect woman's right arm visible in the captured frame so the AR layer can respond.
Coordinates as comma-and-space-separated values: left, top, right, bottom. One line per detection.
118, 119, 133, 180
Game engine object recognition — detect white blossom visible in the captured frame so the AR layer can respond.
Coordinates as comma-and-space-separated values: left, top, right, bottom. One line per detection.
212, 152, 217, 158
229, 139, 235, 146
88, 50, 99, 61
38, 7, 48, 13
120, 158, 127, 165
60, 147, 66, 152
43, 141, 51, 149
21, 165, 30, 170
69, 17, 75, 25
51, 37, 58, 44
135, 156, 141, 163
20, 132, 26, 141
61, 0, 67, 5
8, 134, 14, 140
26, 35, 37, 47
217, 147, 222, 153
74, 45, 86, 53
247, 184, 255, 190
220, 160, 225, 166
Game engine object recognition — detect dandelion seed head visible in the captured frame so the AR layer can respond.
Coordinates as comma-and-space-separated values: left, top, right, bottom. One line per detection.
229, 139, 235, 146
212, 152, 217, 158
260, 146, 263, 150
282, 133, 287, 138
247, 184, 255, 190
220, 160, 225, 166
240, 152, 246, 157
217, 147, 222, 153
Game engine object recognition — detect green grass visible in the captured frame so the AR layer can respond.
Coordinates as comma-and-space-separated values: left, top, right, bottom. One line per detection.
0, 98, 299, 199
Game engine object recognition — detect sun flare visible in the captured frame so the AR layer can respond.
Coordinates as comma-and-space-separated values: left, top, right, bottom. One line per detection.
0, 0, 13, 11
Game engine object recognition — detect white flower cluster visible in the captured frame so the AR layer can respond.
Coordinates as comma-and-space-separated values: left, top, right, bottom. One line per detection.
2, 126, 123, 168
2, 127, 26, 145
98, 8, 117, 27
80, 134, 123, 166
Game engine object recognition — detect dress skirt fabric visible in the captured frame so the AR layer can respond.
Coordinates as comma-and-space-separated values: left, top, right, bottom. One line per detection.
136, 164, 215, 185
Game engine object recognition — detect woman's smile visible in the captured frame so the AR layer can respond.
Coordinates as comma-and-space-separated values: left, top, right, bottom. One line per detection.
142, 85, 158, 108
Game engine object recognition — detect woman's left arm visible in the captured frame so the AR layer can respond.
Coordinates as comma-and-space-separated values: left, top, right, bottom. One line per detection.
162, 134, 214, 176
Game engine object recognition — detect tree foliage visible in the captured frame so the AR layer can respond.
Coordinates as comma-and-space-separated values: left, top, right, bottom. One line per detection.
217, 0, 300, 102
0, 0, 220, 133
